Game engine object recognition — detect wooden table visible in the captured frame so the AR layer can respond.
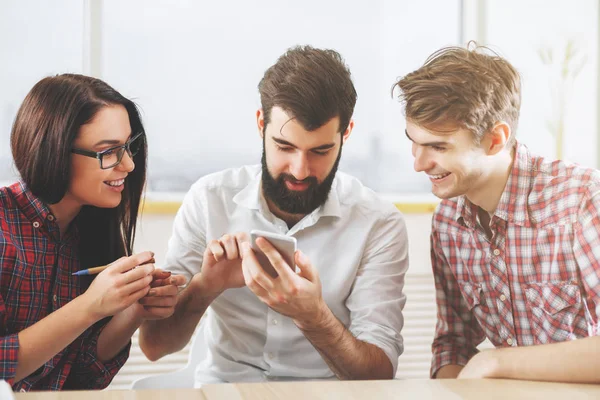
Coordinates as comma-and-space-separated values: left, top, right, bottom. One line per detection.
15, 379, 600, 400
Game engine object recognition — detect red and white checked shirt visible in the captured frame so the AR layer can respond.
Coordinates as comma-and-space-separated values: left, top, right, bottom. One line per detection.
430, 142, 600, 377
0, 182, 129, 391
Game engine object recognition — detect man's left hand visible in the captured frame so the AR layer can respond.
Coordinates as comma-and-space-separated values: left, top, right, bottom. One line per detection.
240, 239, 326, 326
457, 350, 502, 379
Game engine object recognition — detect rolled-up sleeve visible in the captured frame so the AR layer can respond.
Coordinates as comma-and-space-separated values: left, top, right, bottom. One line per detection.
0, 232, 20, 385
0, 329, 20, 385
63, 318, 130, 390
573, 188, 600, 336
346, 210, 408, 375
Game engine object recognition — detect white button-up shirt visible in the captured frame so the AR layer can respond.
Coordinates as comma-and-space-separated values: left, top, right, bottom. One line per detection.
164, 165, 408, 384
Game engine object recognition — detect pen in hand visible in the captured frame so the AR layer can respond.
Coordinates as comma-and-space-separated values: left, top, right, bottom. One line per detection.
72, 257, 156, 276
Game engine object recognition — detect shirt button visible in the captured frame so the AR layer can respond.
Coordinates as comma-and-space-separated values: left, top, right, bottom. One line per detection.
507, 338, 514, 346
47, 215, 55, 221
268, 352, 275, 359
53, 295, 58, 303
33, 221, 40, 228
272, 319, 278, 325
500, 294, 507, 301
493, 249, 500, 256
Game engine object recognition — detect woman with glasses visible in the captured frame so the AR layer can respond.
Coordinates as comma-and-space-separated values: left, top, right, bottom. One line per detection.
0, 74, 186, 391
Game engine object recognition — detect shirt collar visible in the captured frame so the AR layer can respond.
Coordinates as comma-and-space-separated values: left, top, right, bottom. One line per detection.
494, 142, 533, 226
456, 141, 533, 227
232, 169, 263, 211
11, 181, 79, 242
233, 171, 342, 219
13, 181, 53, 224
455, 195, 478, 228
314, 179, 342, 218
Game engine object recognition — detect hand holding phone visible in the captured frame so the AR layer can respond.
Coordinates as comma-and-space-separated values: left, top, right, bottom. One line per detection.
250, 230, 297, 278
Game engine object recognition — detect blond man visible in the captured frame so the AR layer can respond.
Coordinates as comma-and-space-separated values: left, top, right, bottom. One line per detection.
394, 44, 600, 383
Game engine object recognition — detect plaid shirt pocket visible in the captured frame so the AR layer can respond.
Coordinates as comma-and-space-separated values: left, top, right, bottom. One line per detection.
525, 282, 589, 344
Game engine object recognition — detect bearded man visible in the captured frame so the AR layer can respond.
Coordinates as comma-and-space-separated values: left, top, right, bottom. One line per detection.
139, 45, 408, 385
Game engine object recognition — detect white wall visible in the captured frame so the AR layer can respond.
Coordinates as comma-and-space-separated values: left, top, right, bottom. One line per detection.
0, 0, 462, 194
484, 0, 599, 165
0, 1, 84, 179
99, 0, 461, 194
3, 1, 598, 191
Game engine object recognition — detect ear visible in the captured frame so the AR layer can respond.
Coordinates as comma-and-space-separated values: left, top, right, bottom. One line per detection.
341, 119, 354, 144
486, 122, 511, 155
256, 109, 265, 139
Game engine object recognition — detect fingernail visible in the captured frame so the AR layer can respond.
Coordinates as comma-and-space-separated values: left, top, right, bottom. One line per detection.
148, 289, 157, 297
299, 250, 307, 263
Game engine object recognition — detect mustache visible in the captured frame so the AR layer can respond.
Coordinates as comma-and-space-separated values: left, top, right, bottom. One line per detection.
280, 174, 318, 185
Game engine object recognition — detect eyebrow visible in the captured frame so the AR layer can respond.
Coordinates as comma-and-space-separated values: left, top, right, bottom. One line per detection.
272, 137, 336, 151
93, 133, 133, 148
404, 129, 450, 147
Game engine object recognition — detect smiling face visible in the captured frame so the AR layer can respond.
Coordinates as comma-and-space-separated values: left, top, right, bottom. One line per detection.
259, 106, 352, 216
67, 104, 136, 209
406, 120, 491, 200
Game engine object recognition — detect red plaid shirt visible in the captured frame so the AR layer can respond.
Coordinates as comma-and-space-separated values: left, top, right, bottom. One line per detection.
0, 182, 129, 391
430, 142, 600, 377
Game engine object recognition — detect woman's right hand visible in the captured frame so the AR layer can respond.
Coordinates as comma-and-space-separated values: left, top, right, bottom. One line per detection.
82, 251, 155, 321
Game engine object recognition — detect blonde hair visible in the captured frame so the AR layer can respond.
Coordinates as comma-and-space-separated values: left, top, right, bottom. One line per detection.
393, 43, 521, 145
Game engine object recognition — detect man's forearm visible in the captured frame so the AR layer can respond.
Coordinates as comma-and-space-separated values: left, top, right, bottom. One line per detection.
139, 282, 216, 361
295, 304, 393, 380
487, 336, 600, 383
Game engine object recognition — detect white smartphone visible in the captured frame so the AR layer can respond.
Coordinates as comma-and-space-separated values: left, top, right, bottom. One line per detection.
250, 229, 297, 278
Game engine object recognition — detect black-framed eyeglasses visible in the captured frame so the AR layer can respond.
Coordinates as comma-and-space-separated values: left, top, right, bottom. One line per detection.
71, 132, 145, 169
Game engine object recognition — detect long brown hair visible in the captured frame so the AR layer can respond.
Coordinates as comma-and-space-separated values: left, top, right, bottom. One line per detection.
10, 74, 147, 268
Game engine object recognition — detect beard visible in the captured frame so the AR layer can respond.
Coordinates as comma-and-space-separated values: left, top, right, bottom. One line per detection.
261, 140, 342, 215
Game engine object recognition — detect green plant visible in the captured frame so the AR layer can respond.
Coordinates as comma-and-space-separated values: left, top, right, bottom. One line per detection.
538, 39, 587, 159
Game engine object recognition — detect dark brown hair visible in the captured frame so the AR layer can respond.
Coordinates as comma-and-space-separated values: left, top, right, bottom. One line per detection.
10, 73, 147, 268
258, 45, 357, 134
393, 43, 521, 145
